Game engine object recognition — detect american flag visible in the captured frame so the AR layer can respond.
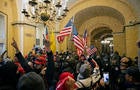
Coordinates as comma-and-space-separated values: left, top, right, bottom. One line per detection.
72, 24, 84, 56
57, 19, 73, 43
59, 26, 72, 36
56, 35, 65, 43
86, 45, 97, 56
88, 58, 99, 69
77, 48, 83, 57
82, 29, 87, 48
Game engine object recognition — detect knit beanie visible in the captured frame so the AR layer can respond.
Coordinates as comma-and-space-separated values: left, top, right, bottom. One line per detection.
79, 64, 91, 79
126, 66, 140, 82
17, 72, 45, 90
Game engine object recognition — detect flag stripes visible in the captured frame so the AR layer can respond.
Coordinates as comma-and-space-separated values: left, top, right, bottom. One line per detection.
57, 18, 73, 43
77, 48, 83, 57
59, 26, 72, 36
90, 59, 99, 68
87, 47, 97, 56
73, 35, 84, 52
56, 35, 65, 43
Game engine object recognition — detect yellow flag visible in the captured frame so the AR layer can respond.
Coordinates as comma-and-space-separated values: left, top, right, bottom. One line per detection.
50, 31, 56, 53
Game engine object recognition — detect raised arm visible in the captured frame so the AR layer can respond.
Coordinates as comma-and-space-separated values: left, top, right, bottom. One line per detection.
11, 38, 32, 73
43, 39, 55, 86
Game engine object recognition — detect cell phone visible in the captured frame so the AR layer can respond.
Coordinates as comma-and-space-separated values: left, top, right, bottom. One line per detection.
103, 72, 109, 83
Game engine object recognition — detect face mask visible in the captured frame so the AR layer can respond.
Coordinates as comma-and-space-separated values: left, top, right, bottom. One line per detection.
121, 69, 126, 74
34, 68, 41, 74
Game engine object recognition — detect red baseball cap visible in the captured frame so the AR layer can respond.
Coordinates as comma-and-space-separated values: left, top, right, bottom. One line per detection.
34, 56, 46, 65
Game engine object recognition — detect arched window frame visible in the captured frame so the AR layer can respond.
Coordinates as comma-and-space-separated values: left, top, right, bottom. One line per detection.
0, 11, 7, 55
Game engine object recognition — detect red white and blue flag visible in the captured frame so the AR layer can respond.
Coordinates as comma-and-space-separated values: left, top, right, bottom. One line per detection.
59, 26, 72, 36
56, 35, 65, 43
57, 19, 73, 43
86, 45, 97, 56
72, 24, 84, 56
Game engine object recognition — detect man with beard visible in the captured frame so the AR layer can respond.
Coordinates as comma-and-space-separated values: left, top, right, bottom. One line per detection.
116, 57, 132, 90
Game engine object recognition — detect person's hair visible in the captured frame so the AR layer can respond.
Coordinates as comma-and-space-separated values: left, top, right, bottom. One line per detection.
126, 66, 140, 82
17, 72, 45, 90
121, 57, 132, 67
137, 40, 140, 48
79, 64, 91, 78
125, 57, 132, 67
0, 61, 18, 90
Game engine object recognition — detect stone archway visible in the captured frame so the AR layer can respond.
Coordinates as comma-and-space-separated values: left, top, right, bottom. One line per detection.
60, 0, 136, 28
59, 0, 139, 58
90, 27, 113, 54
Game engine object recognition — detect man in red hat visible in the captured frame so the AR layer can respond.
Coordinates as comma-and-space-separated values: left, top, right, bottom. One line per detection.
56, 72, 76, 90
34, 56, 47, 74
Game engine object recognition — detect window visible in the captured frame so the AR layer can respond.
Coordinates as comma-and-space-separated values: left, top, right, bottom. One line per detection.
0, 12, 6, 55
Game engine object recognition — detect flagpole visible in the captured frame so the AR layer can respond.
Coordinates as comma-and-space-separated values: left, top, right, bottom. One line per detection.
69, 16, 75, 51
55, 21, 59, 52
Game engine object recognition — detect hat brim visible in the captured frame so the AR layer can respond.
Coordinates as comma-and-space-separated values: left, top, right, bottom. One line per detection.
34, 61, 42, 65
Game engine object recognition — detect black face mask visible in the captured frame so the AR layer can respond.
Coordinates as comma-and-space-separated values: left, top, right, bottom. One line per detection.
81, 68, 91, 79
34, 68, 41, 74
121, 69, 126, 74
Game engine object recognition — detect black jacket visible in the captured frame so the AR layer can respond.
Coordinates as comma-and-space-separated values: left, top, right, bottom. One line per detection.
15, 51, 55, 87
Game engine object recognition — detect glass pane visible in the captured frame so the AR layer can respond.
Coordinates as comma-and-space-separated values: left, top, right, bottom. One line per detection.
0, 43, 4, 55
0, 15, 5, 38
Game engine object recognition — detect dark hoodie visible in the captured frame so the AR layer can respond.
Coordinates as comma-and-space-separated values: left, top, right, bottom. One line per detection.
0, 61, 18, 90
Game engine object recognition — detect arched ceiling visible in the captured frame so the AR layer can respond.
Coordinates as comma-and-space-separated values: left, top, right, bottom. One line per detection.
63, 0, 138, 41
58, 0, 140, 53
61, 0, 138, 30
74, 6, 125, 29
91, 27, 112, 40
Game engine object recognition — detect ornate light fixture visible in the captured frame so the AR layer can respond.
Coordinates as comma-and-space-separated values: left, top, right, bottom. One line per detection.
22, 0, 69, 23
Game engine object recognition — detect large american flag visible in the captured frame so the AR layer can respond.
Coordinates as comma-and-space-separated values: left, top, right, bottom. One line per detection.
86, 45, 97, 56
72, 24, 84, 56
57, 19, 73, 43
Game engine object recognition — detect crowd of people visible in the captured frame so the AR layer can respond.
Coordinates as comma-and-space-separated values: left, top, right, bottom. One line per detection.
0, 38, 140, 90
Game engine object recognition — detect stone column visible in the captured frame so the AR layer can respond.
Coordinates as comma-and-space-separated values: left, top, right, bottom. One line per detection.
125, 26, 138, 58
55, 22, 60, 52
113, 32, 126, 56
12, 22, 36, 55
